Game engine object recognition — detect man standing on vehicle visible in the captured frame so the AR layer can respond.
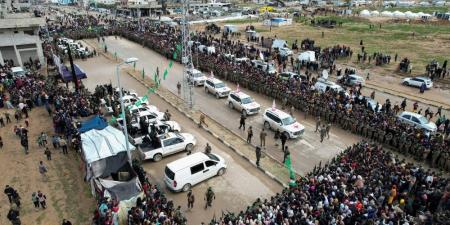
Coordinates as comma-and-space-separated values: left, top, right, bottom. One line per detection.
163, 109, 171, 121
204, 187, 215, 209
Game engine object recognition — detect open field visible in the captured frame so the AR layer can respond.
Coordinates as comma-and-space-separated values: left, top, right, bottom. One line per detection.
211, 15, 450, 80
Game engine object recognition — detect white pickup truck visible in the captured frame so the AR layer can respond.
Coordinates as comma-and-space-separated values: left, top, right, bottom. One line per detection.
138, 132, 196, 161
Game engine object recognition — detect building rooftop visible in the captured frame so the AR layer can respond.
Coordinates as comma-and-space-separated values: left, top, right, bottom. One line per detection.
0, 14, 45, 29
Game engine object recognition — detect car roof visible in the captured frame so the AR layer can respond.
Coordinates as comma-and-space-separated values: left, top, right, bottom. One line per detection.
415, 76, 430, 80
11, 67, 24, 72
265, 108, 291, 119
230, 91, 250, 99
207, 77, 224, 84
280, 72, 298, 76
167, 152, 210, 172
348, 74, 362, 79
400, 111, 424, 118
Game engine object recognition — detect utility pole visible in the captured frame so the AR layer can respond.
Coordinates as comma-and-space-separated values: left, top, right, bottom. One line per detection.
65, 43, 79, 92
181, 0, 194, 108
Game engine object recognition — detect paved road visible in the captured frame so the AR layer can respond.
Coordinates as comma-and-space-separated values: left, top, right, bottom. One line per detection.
78, 56, 281, 225
98, 37, 362, 174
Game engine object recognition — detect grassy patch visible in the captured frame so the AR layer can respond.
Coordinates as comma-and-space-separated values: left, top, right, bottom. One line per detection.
36, 211, 47, 224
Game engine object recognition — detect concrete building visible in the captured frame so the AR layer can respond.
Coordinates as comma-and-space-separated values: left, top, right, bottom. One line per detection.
0, 12, 45, 66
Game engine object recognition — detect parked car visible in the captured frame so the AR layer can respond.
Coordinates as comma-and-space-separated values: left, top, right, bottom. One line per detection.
164, 152, 227, 192
278, 72, 307, 81
355, 96, 382, 112
129, 105, 159, 115
130, 111, 165, 129
402, 76, 433, 89
227, 91, 260, 116
204, 77, 231, 98
263, 108, 305, 138
120, 95, 149, 108
138, 132, 196, 161
251, 60, 277, 74
188, 68, 207, 86
129, 120, 182, 145
11, 67, 26, 77
314, 78, 347, 95
343, 74, 365, 86
397, 111, 437, 133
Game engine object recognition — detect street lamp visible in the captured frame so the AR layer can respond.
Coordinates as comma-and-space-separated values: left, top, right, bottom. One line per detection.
116, 57, 139, 166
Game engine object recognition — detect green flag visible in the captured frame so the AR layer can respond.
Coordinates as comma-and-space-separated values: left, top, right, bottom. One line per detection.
163, 69, 168, 80
173, 52, 177, 60
176, 44, 182, 52
142, 68, 145, 79
169, 60, 173, 68
141, 95, 148, 101
284, 155, 296, 186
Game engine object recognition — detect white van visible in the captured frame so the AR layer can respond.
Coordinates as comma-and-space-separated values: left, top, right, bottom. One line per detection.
11, 67, 26, 77
164, 152, 227, 192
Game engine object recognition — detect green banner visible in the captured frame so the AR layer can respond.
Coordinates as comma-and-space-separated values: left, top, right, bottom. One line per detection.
163, 69, 168, 80
169, 60, 173, 68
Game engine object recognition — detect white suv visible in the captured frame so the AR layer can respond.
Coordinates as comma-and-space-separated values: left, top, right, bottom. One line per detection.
188, 68, 207, 86
204, 78, 231, 98
263, 108, 305, 138
227, 91, 260, 116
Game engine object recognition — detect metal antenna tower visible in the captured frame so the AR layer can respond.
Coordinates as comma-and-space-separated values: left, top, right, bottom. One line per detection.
181, 0, 194, 108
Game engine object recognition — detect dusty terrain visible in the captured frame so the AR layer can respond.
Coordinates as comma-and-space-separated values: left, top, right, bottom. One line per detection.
0, 107, 94, 225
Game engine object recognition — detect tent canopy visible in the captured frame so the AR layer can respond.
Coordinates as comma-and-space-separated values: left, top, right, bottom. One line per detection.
81, 126, 136, 164
272, 39, 287, 49
79, 116, 108, 133
60, 64, 87, 82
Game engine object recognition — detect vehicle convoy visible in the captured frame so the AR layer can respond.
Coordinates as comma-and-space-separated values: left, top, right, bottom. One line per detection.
138, 132, 196, 161
227, 91, 260, 116
188, 68, 207, 86
205, 77, 231, 98
164, 152, 227, 192
263, 108, 305, 138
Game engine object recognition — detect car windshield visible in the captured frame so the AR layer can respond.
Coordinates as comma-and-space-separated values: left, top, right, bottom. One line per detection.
418, 116, 428, 124
215, 83, 225, 88
207, 153, 219, 161
241, 97, 253, 104
282, 116, 296, 125
193, 73, 203, 77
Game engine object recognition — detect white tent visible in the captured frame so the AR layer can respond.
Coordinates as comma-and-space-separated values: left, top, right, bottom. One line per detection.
360, 9, 371, 17
371, 10, 380, 16
81, 126, 136, 165
381, 11, 394, 17
298, 51, 316, 62
393, 11, 406, 18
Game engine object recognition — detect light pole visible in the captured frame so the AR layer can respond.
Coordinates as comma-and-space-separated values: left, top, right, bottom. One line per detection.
116, 57, 139, 165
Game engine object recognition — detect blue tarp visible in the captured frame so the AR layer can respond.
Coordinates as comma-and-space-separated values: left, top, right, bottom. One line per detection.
79, 116, 108, 133
60, 64, 87, 82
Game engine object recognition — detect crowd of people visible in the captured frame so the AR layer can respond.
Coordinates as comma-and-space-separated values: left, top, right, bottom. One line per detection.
58, 17, 449, 173
214, 142, 450, 224
426, 60, 448, 80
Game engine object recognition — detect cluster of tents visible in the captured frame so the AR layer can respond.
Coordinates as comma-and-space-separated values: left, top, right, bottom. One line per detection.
360, 10, 433, 19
